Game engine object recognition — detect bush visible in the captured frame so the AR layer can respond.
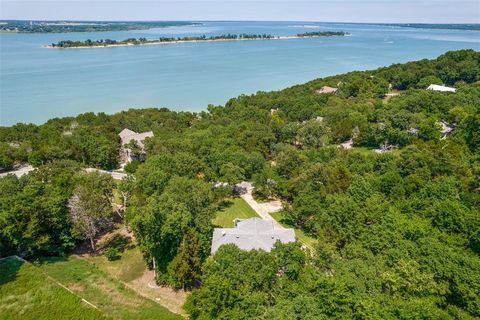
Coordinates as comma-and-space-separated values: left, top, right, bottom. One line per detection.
102, 234, 131, 253
124, 160, 141, 174
104, 247, 120, 261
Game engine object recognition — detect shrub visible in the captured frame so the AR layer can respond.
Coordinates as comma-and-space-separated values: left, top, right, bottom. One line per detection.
104, 247, 120, 261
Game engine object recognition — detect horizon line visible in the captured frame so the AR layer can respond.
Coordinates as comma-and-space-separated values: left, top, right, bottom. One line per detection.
1, 19, 479, 24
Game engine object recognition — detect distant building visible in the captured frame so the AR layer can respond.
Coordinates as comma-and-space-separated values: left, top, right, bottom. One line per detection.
407, 128, 419, 135
118, 128, 154, 163
316, 86, 338, 94
438, 121, 454, 139
211, 217, 295, 254
427, 84, 456, 93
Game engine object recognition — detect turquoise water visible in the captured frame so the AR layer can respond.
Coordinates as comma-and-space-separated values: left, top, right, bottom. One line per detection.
1, 21, 479, 125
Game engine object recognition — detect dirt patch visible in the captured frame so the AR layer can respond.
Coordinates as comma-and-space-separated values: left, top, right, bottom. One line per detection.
95, 281, 144, 308
67, 282, 86, 293
129, 269, 188, 316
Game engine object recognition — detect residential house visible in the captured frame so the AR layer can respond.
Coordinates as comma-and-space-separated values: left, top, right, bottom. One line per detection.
118, 128, 154, 163
316, 86, 338, 94
427, 84, 456, 93
211, 217, 295, 254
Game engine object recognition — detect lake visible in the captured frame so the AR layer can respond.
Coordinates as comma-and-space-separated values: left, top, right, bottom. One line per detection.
1, 21, 479, 125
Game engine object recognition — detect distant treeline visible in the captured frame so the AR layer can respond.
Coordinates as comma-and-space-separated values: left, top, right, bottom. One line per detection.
296, 31, 347, 37
383, 23, 480, 31
0, 20, 198, 33
50, 32, 347, 48
50, 34, 274, 47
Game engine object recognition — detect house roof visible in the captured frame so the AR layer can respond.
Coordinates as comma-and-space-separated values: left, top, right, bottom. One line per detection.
211, 217, 295, 254
119, 129, 154, 147
427, 84, 456, 93
316, 86, 338, 94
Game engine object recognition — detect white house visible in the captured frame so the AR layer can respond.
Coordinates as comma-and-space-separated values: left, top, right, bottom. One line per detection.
427, 84, 456, 93
211, 217, 295, 254
118, 128, 154, 163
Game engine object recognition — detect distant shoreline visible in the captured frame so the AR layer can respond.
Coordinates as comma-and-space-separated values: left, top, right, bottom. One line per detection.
46, 34, 348, 49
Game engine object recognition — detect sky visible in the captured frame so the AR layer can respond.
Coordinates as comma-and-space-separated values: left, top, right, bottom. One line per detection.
0, 0, 479, 23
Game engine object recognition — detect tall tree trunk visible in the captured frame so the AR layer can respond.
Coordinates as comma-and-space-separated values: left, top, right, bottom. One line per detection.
90, 236, 96, 252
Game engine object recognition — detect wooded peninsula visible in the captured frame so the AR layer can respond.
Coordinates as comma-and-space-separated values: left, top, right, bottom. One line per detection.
0, 20, 199, 33
49, 31, 348, 48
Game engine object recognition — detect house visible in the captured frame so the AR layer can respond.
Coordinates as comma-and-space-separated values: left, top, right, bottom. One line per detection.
438, 121, 454, 139
427, 84, 456, 93
211, 217, 295, 254
118, 128, 154, 163
316, 86, 338, 94
407, 127, 419, 135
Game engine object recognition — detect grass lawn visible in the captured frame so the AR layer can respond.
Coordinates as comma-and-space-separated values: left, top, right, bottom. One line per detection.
34, 256, 182, 320
213, 197, 258, 227
85, 246, 188, 316
87, 247, 146, 283
270, 211, 317, 251
0, 256, 106, 320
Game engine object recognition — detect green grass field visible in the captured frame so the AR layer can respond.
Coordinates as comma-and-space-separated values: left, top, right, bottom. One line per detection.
0, 256, 107, 320
85, 244, 188, 316
270, 211, 317, 250
213, 197, 258, 227
87, 246, 146, 283
34, 256, 182, 320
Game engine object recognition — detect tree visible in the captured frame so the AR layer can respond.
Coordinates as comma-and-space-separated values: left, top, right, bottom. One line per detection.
418, 118, 441, 141
219, 162, 245, 184
125, 139, 143, 161
68, 172, 114, 251
127, 176, 214, 282
416, 75, 442, 89
298, 120, 331, 148
168, 228, 203, 290
0, 161, 81, 257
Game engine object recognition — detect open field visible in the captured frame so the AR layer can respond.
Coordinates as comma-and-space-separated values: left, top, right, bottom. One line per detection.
34, 256, 182, 320
212, 197, 259, 227
0, 256, 106, 320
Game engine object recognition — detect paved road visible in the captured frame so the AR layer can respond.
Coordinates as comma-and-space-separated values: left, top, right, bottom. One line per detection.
0, 166, 128, 181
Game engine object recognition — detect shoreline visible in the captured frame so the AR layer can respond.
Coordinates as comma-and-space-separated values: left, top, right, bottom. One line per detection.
45, 35, 345, 49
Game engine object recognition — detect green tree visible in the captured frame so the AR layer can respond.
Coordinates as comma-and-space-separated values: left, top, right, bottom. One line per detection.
168, 228, 203, 290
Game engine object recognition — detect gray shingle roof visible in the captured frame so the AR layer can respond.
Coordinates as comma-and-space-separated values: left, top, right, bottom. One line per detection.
119, 128, 154, 148
211, 217, 296, 254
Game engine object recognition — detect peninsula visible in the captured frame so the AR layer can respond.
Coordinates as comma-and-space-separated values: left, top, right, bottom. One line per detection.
48, 31, 347, 48
0, 20, 199, 33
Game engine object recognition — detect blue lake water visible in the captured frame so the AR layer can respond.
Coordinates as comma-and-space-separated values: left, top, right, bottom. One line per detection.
1, 21, 479, 125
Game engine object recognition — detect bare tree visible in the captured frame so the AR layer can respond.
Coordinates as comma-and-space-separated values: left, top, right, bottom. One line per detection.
68, 172, 114, 252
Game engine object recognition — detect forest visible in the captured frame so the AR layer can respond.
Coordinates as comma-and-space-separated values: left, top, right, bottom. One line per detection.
0, 49, 479, 319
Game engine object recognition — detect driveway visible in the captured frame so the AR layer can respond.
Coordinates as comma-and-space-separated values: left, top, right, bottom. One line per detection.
238, 182, 284, 228
85, 168, 127, 180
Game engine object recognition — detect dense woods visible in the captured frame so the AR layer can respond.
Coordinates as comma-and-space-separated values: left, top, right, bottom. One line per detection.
1, 49, 479, 319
